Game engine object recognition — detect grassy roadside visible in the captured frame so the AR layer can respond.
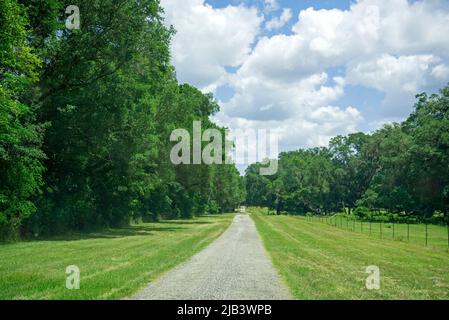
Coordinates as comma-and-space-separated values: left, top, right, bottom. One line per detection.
313, 215, 448, 251
250, 208, 449, 299
0, 214, 234, 299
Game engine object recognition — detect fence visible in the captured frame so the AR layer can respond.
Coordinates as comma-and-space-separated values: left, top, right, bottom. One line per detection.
304, 215, 449, 251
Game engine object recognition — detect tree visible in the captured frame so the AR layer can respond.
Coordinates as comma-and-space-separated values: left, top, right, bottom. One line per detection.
360, 124, 415, 215
405, 86, 449, 220
329, 133, 374, 215
0, 0, 45, 238
244, 84, 449, 223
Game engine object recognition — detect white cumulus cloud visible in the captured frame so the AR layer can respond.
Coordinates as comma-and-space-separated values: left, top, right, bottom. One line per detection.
265, 8, 292, 31
162, 0, 449, 158
161, 0, 262, 91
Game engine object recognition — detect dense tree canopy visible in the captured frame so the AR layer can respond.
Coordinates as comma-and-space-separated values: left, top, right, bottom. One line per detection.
0, 0, 45, 238
0, 0, 245, 239
2, 0, 448, 239
245, 84, 449, 224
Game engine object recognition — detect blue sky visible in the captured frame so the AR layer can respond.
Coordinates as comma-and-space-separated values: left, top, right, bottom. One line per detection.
161, 0, 449, 165
207, 0, 352, 10
206, 0, 405, 132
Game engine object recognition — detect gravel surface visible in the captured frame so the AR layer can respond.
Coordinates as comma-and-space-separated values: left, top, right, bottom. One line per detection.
131, 214, 292, 300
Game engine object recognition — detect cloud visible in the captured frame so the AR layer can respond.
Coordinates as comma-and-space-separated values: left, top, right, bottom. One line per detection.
264, 0, 279, 13
228, 0, 449, 123
432, 64, 449, 80
214, 70, 362, 151
162, 0, 449, 158
346, 54, 449, 117
265, 8, 292, 30
213, 104, 363, 152
161, 0, 262, 91
223, 72, 345, 121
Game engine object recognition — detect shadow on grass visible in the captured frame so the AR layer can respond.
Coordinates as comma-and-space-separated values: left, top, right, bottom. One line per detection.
1, 214, 229, 245
156, 214, 229, 225
9, 224, 187, 244
159, 220, 212, 225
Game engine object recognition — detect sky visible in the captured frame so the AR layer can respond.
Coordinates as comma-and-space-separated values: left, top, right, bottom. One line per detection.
160, 0, 449, 167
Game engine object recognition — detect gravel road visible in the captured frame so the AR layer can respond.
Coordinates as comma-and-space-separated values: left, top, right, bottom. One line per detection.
131, 214, 292, 300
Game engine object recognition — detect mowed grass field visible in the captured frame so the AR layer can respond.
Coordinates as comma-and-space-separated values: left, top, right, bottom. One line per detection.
0, 214, 234, 299
319, 215, 448, 251
250, 209, 449, 300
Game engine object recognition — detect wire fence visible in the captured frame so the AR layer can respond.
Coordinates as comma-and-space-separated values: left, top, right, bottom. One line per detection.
304, 215, 449, 251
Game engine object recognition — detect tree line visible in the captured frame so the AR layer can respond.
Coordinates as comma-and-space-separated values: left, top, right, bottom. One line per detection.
245, 84, 449, 224
0, 0, 245, 239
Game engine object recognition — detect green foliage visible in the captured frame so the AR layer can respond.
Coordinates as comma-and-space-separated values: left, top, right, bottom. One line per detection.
0, 0, 45, 239
0, 0, 244, 238
206, 200, 220, 215
0, 0, 41, 81
0, 214, 234, 299
245, 84, 449, 222
251, 209, 449, 299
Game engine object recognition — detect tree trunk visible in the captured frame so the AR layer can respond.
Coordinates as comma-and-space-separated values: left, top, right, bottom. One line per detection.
275, 194, 281, 215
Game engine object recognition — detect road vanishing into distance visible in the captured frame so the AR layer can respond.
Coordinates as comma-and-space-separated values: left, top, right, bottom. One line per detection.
131, 213, 291, 300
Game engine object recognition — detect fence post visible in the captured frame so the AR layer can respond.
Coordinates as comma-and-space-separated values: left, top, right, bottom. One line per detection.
393, 222, 395, 240
346, 217, 348, 230
361, 221, 363, 233
369, 221, 372, 235
380, 221, 383, 239
407, 222, 410, 242
353, 219, 355, 231
425, 222, 428, 246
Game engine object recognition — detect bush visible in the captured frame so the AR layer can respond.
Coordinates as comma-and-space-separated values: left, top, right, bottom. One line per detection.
206, 201, 221, 215
353, 207, 370, 220
341, 207, 447, 224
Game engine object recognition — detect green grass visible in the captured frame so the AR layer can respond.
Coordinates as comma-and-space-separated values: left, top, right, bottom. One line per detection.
250, 208, 449, 300
0, 214, 234, 300
313, 215, 449, 251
